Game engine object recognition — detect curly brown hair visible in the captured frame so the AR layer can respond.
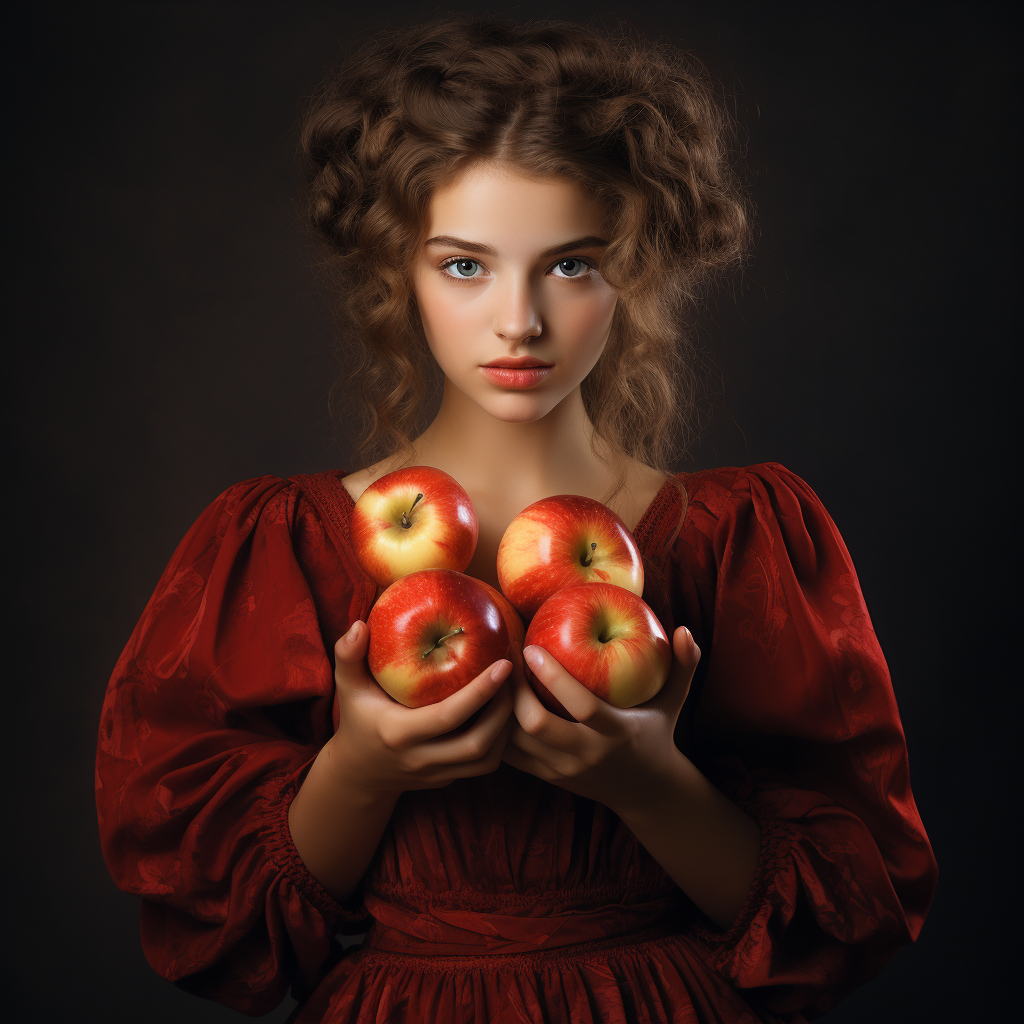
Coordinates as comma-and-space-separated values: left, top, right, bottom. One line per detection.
300, 16, 750, 502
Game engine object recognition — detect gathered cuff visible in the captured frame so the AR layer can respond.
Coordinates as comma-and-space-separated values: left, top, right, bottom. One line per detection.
685, 789, 795, 968
261, 761, 374, 932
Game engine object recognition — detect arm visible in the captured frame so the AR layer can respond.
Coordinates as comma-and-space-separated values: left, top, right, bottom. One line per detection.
504, 462, 938, 1021
504, 627, 762, 933
678, 463, 939, 1018
610, 745, 761, 932
288, 747, 401, 904
96, 478, 367, 1015
288, 619, 516, 904
97, 478, 519, 1013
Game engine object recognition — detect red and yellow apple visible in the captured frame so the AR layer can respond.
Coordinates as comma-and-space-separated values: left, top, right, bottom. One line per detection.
496, 494, 644, 619
367, 568, 511, 708
523, 583, 671, 720
476, 578, 527, 684
351, 466, 479, 587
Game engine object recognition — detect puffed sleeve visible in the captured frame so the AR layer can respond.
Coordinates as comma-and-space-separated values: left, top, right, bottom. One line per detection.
95, 476, 372, 1016
676, 463, 938, 1021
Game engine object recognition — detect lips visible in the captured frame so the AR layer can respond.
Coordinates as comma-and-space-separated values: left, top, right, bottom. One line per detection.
482, 358, 553, 368
480, 365, 552, 389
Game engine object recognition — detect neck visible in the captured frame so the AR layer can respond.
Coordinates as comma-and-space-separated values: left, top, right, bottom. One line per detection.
406, 378, 623, 501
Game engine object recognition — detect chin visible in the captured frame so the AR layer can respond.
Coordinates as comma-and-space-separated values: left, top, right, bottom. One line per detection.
450, 377, 557, 420
489, 392, 551, 415
485, 394, 562, 422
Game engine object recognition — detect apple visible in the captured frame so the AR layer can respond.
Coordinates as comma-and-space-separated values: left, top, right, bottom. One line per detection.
523, 583, 671, 720
475, 578, 527, 683
351, 466, 479, 587
496, 494, 644, 619
367, 568, 511, 708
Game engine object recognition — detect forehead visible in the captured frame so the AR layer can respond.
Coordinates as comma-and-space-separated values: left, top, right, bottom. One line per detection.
424, 161, 607, 250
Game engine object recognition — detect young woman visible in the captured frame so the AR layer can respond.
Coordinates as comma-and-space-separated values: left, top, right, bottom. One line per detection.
96, 18, 938, 1023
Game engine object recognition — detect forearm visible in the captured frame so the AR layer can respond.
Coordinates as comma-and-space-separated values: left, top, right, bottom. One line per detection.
288, 741, 401, 904
611, 752, 761, 932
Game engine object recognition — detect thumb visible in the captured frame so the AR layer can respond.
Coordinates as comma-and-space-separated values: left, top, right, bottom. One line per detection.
334, 620, 370, 676
332, 620, 369, 733
672, 625, 700, 662
669, 626, 701, 704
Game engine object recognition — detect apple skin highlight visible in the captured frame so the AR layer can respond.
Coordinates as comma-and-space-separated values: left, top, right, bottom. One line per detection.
475, 579, 528, 684
496, 494, 644, 619
524, 583, 671, 720
351, 466, 479, 587
367, 569, 511, 708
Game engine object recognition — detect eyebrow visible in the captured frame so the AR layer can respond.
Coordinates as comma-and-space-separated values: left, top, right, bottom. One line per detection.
423, 234, 609, 258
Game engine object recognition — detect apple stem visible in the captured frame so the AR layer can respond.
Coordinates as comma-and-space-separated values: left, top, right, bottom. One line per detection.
423, 627, 464, 657
401, 493, 424, 529
580, 541, 597, 567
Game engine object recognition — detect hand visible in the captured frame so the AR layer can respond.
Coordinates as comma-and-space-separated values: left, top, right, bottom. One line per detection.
500, 626, 701, 814
326, 620, 515, 800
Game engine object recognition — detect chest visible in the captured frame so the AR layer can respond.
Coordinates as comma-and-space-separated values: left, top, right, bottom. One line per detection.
462, 497, 525, 592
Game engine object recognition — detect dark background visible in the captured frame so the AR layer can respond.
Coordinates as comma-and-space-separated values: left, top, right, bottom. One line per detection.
12, 2, 1015, 1021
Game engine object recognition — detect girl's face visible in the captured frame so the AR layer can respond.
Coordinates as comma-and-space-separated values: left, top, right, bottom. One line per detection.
411, 160, 618, 423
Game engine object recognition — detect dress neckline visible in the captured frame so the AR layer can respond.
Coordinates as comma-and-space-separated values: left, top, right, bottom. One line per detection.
331, 470, 685, 560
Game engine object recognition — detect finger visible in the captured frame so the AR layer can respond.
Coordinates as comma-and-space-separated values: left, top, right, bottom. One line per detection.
515, 648, 597, 755
506, 716, 572, 764
502, 719, 585, 781
331, 621, 370, 731
500, 732, 555, 782
421, 682, 515, 768
333, 621, 377, 698
650, 626, 701, 711
441, 711, 516, 782
672, 625, 700, 683
334, 620, 369, 666
523, 646, 606, 732
385, 659, 513, 748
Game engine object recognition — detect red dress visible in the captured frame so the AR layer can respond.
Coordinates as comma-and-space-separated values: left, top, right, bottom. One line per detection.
95, 463, 937, 1023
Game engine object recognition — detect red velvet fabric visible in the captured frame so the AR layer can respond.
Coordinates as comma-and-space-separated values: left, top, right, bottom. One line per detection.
95, 463, 937, 1023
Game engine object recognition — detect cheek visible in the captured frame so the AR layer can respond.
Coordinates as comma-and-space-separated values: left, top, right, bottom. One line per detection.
557, 289, 618, 354
415, 277, 478, 353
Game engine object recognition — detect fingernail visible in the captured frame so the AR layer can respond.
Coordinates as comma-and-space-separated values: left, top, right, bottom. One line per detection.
491, 660, 511, 682
523, 646, 542, 670
347, 621, 362, 641
684, 627, 692, 640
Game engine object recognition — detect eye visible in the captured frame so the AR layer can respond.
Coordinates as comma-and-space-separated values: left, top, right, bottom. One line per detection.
550, 257, 595, 280
439, 257, 486, 280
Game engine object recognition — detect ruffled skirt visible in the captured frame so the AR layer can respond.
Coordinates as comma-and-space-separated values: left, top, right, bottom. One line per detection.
292, 905, 777, 1024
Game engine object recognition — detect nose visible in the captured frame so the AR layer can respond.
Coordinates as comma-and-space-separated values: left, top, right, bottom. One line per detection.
492, 274, 542, 344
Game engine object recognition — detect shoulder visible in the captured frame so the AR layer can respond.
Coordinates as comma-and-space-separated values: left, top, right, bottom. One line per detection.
674, 461, 852, 592
678, 462, 822, 523
202, 474, 316, 531
331, 453, 417, 505
197, 470, 361, 548
673, 462, 832, 565
208, 471, 373, 613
